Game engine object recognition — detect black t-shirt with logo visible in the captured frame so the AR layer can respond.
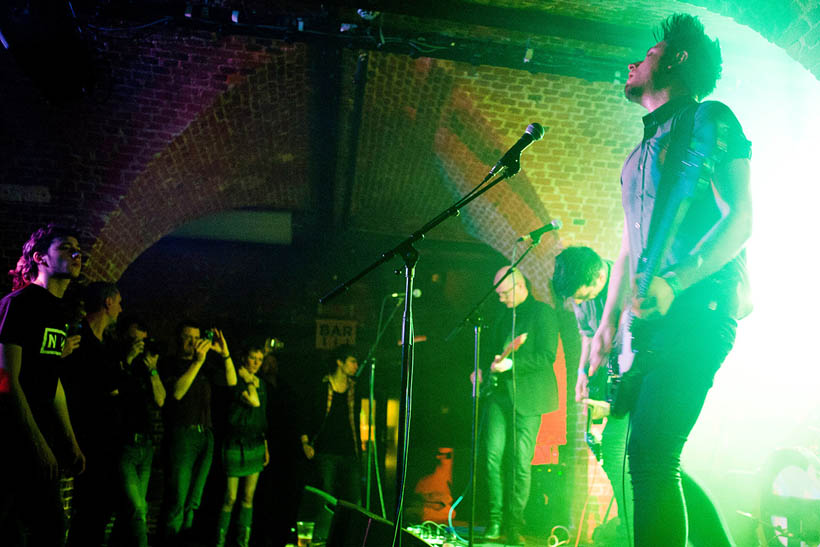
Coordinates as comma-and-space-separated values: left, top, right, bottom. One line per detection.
0, 284, 70, 437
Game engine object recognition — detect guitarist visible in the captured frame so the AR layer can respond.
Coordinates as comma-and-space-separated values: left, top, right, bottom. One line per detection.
477, 266, 559, 544
553, 246, 631, 546
589, 14, 752, 547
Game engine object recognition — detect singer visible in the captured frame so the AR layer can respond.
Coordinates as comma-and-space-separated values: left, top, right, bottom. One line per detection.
588, 14, 752, 547
472, 266, 559, 544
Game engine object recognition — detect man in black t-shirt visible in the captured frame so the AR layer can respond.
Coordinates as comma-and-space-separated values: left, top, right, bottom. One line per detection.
158, 321, 236, 542
63, 282, 125, 547
0, 224, 86, 546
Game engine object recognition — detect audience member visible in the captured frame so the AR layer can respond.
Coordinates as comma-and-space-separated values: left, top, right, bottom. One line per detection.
216, 344, 269, 547
252, 348, 305, 547
114, 318, 166, 547
301, 345, 362, 504
0, 224, 86, 546
63, 281, 124, 547
158, 323, 236, 543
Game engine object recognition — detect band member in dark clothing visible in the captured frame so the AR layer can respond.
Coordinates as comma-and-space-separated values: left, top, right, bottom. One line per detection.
589, 14, 752, 547
554, 246, 632, 546
476, 266, 559, 544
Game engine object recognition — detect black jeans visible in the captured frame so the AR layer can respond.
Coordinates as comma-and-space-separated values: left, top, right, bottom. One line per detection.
66, 445, 120, 547
600, 413, 632, 528
0, 468, 66, 547
628, 306, 737, 547
314, 452, 361, 505
115, 437, 154, 547
484, 393, 541, 531
160, 426, 214, 539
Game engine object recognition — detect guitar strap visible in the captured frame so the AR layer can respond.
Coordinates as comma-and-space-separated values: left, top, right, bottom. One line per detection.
631, 101, 707, 354
643, 101, 704, 275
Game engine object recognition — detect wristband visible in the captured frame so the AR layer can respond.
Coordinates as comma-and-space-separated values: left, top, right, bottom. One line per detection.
150, 369, 159, 377
223, 354, 231, 360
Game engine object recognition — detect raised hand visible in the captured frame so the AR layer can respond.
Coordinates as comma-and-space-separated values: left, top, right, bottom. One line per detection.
210, 328, 230, 357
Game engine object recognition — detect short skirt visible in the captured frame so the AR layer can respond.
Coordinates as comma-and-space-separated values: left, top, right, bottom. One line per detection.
222, 438, 265, 477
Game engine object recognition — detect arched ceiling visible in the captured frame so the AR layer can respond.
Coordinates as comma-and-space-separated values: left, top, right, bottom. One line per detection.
1, 0, 818, 282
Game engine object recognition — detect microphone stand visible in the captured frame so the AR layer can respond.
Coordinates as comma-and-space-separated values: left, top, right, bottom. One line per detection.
360, 295, 404, 518
320, 160, 524, 547
445, 236, 544, 546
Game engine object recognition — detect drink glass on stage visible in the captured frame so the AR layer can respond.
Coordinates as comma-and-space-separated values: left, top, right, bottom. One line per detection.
296, 521, 315, 546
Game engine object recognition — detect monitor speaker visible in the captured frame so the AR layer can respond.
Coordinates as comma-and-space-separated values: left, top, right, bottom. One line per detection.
327, 500, 432, 547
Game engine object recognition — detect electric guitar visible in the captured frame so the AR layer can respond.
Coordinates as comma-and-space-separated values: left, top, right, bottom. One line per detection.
608, 107, 708, 417
479, 332, 528, 399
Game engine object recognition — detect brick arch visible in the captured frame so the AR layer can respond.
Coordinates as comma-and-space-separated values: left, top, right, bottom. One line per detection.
82, 36, 312, 280
79, 0, 820, 282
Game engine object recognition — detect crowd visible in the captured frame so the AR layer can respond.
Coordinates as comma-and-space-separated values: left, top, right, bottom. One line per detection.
0, 223, 363, 547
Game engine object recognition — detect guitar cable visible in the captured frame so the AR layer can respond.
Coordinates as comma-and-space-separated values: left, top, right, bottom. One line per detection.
620, 417, 633, 547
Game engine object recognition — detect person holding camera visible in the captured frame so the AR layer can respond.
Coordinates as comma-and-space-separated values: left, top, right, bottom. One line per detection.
113, 318, 165, 547
158, 322, 236, 544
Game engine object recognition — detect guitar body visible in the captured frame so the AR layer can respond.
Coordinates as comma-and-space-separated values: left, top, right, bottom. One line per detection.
607, 309, 654, 418
479, 333, 527, 399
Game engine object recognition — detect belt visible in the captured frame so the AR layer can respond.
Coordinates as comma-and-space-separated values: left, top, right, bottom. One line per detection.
183, 424, 209, 433
124, 432, 152, 445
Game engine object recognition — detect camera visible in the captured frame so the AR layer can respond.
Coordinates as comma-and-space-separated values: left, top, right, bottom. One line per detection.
143, 337, 163, 356
204, 329, 215, 342
268, 337, 284, 351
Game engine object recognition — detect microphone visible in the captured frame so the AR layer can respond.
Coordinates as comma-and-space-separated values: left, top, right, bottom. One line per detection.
389, 289, 422, 298
517, 219, 562, 242
488, 123, 545, 177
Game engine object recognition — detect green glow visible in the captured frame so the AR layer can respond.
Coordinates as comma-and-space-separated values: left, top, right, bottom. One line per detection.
671, 9, 820, 541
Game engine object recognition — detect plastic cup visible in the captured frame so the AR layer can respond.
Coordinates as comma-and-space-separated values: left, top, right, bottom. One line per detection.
296, 521, 315, 546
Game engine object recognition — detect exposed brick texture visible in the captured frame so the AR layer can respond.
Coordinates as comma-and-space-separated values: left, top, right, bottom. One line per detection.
2, 0, 820, 541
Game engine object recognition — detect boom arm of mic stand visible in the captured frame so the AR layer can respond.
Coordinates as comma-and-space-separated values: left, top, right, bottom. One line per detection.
319, 171, 513, 304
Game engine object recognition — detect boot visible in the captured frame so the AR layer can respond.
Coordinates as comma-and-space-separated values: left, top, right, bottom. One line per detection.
484, 520, 502, 541
216, 509, 232, 547
235, 505, 253, 547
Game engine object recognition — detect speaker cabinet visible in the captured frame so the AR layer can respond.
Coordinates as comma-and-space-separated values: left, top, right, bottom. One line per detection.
327, 500, 432, 547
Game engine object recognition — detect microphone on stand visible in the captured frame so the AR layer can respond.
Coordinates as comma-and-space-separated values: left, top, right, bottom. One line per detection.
389, 289, 422, 299
488, 123, 545, 177
517, 219, 562, 242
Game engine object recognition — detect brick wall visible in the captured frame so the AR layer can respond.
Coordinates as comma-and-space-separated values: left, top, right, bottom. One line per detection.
3, 1, 820, 540
0, 29, 313, 285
